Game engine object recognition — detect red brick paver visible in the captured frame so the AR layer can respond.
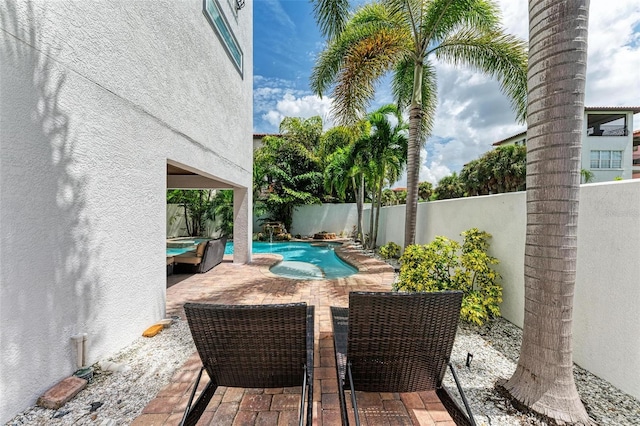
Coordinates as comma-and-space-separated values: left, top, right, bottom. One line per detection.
134, 244, 455, 425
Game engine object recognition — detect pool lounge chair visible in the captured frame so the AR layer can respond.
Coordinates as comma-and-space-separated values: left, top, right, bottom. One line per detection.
331, 291, 476, 426
180, 302, 314, 426
173, 236, 227, 273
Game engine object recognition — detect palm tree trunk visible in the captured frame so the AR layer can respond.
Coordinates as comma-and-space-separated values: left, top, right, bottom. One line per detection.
356, 174, 364, 242
503, 1, 590, 423
404, 61, 424, 248
372, 175, 384, 249
368, 184, 375, 249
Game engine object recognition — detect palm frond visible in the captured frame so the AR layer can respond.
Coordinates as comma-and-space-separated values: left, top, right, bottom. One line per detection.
311, 0, 351, 39
311, 3, 411, 123
421, 0, 501, 45
432, 29, 527, 122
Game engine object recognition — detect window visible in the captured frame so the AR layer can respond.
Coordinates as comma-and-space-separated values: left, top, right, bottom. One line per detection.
204, 0, 243, 73
590, 150, 622, 169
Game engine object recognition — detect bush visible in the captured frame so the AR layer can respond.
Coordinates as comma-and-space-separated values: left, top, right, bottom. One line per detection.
396, 228, 502, 325
378, 242, 401, 259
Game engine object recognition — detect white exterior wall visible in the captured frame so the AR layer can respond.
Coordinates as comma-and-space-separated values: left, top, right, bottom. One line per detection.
0, 0, 252, 421
293, 180, 640, 400
291, 203, 371, 237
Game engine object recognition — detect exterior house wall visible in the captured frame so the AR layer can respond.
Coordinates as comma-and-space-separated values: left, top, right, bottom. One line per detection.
292, 180, 640, 400
0, 0, 252, 421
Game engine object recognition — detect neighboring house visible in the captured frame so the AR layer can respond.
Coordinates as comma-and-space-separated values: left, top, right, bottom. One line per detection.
0, 0, 253, 422
493, 107, 640, 183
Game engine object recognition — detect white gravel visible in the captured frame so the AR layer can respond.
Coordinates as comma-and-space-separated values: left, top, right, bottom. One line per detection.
7, 316, 639, 425
6, 320, 195, 426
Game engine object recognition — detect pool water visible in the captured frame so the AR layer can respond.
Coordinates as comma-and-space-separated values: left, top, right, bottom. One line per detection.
225, 241, 357, 280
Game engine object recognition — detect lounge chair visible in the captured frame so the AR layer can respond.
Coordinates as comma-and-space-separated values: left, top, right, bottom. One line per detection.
331, 291, 476, 426
174, 236, 227, 274
180, 302, 314, 426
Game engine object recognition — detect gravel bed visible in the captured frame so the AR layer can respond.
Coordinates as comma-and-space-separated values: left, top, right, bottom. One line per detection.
7, 316, 639, 425
6, 321, 195, 426
448, 319, 640, 425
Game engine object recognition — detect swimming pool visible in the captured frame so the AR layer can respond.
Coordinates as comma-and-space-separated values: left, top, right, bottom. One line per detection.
225, 241, 357, 280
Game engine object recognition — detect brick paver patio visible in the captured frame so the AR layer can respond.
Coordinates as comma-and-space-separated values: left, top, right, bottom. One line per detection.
132, 244, 456, 425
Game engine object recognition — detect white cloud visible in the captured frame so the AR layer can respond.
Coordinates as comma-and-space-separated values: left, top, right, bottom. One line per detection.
261, 93, 336, 130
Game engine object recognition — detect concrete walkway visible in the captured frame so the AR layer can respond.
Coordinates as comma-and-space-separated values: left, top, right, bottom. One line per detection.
132, 245, 456, 425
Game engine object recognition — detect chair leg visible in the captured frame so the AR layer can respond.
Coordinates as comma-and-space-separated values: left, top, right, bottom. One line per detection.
299, 365, 307, 426
448, 362, 477, 426
180, 366, 218, 426
306, 366, 314, 426
347, 362, 360, 426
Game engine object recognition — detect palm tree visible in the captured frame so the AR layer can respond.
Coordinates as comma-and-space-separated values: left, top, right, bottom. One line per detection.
502, 0, 591, 423
324, 122, 372, 242
418, 181, 434, 201
434, 172, 464, 199
362, 104, 408, 248
311, 0, 527, 247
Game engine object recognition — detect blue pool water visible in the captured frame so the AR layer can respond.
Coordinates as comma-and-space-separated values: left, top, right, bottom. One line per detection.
225, 241, 357, 280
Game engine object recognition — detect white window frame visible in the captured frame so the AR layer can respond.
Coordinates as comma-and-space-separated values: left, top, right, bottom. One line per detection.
590, 150, 623, 169
203, 0, 243, 74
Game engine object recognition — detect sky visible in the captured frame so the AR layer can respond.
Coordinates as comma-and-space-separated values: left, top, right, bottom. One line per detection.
253, 0, 640, 185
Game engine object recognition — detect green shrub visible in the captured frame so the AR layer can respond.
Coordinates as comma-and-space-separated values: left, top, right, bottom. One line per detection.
378, 242, 401, 259
396, 228, 502, 325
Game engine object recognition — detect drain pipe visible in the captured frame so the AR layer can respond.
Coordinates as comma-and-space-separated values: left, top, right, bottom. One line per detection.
71, 333, 87, 369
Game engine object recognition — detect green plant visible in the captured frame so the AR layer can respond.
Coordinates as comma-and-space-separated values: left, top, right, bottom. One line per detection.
378, 242, 401, 259
396, 228, 502, 325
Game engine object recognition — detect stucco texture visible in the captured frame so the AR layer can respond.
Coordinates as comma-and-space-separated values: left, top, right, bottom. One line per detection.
0, 0, 253, 421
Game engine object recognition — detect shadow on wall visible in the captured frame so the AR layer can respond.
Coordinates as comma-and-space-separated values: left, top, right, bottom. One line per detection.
1, 1, 102, 419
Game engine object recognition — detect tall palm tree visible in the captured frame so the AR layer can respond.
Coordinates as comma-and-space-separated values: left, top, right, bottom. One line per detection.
502, 0, 591, 423
311, 0, 527, 247
357, 104, 408, 248
324, 123, 372, 242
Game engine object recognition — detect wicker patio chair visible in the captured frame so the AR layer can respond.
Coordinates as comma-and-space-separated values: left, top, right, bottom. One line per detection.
331, 291, 476, 426
180, 302, 314, 426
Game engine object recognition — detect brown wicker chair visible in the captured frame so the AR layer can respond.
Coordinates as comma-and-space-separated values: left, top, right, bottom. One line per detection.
181, 302, 314, 426
331, 291, 476, 426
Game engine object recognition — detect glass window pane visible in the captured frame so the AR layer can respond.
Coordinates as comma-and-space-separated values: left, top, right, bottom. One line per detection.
612, 151, 622, 168
590, 151, 600, 168
601, 151, 611, 168
205, 0, 243, 71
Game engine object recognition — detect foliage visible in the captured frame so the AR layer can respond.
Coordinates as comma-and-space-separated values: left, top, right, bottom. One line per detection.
167, 190, 215, 237
211, 190, 234, 237
254, 117, 325, 230
580, 168, 594, 183
418, 181, 433, 201
434, 172, 465, 200
359, 104, 408, 249
460, 145, 527, 195
396, 228, 502, 325
378, 241, 401, 259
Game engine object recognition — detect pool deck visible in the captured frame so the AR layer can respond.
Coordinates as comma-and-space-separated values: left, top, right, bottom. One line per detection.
132, 244, 456, 426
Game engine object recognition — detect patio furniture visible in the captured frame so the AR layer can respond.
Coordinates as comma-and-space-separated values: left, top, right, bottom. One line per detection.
174, 236, 227, 273
331, 291, 476, 426
180, 302, 314, 426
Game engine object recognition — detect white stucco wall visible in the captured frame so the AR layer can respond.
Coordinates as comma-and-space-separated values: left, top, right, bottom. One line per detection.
293, 180, 640, 400
0, 0, 252, 421
291, 203, 371, 237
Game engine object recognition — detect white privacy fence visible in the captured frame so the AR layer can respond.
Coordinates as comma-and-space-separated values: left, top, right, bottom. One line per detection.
292, 180, 640, 400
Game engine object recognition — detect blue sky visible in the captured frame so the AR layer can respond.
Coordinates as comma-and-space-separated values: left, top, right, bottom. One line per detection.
253, 0, 640, 184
